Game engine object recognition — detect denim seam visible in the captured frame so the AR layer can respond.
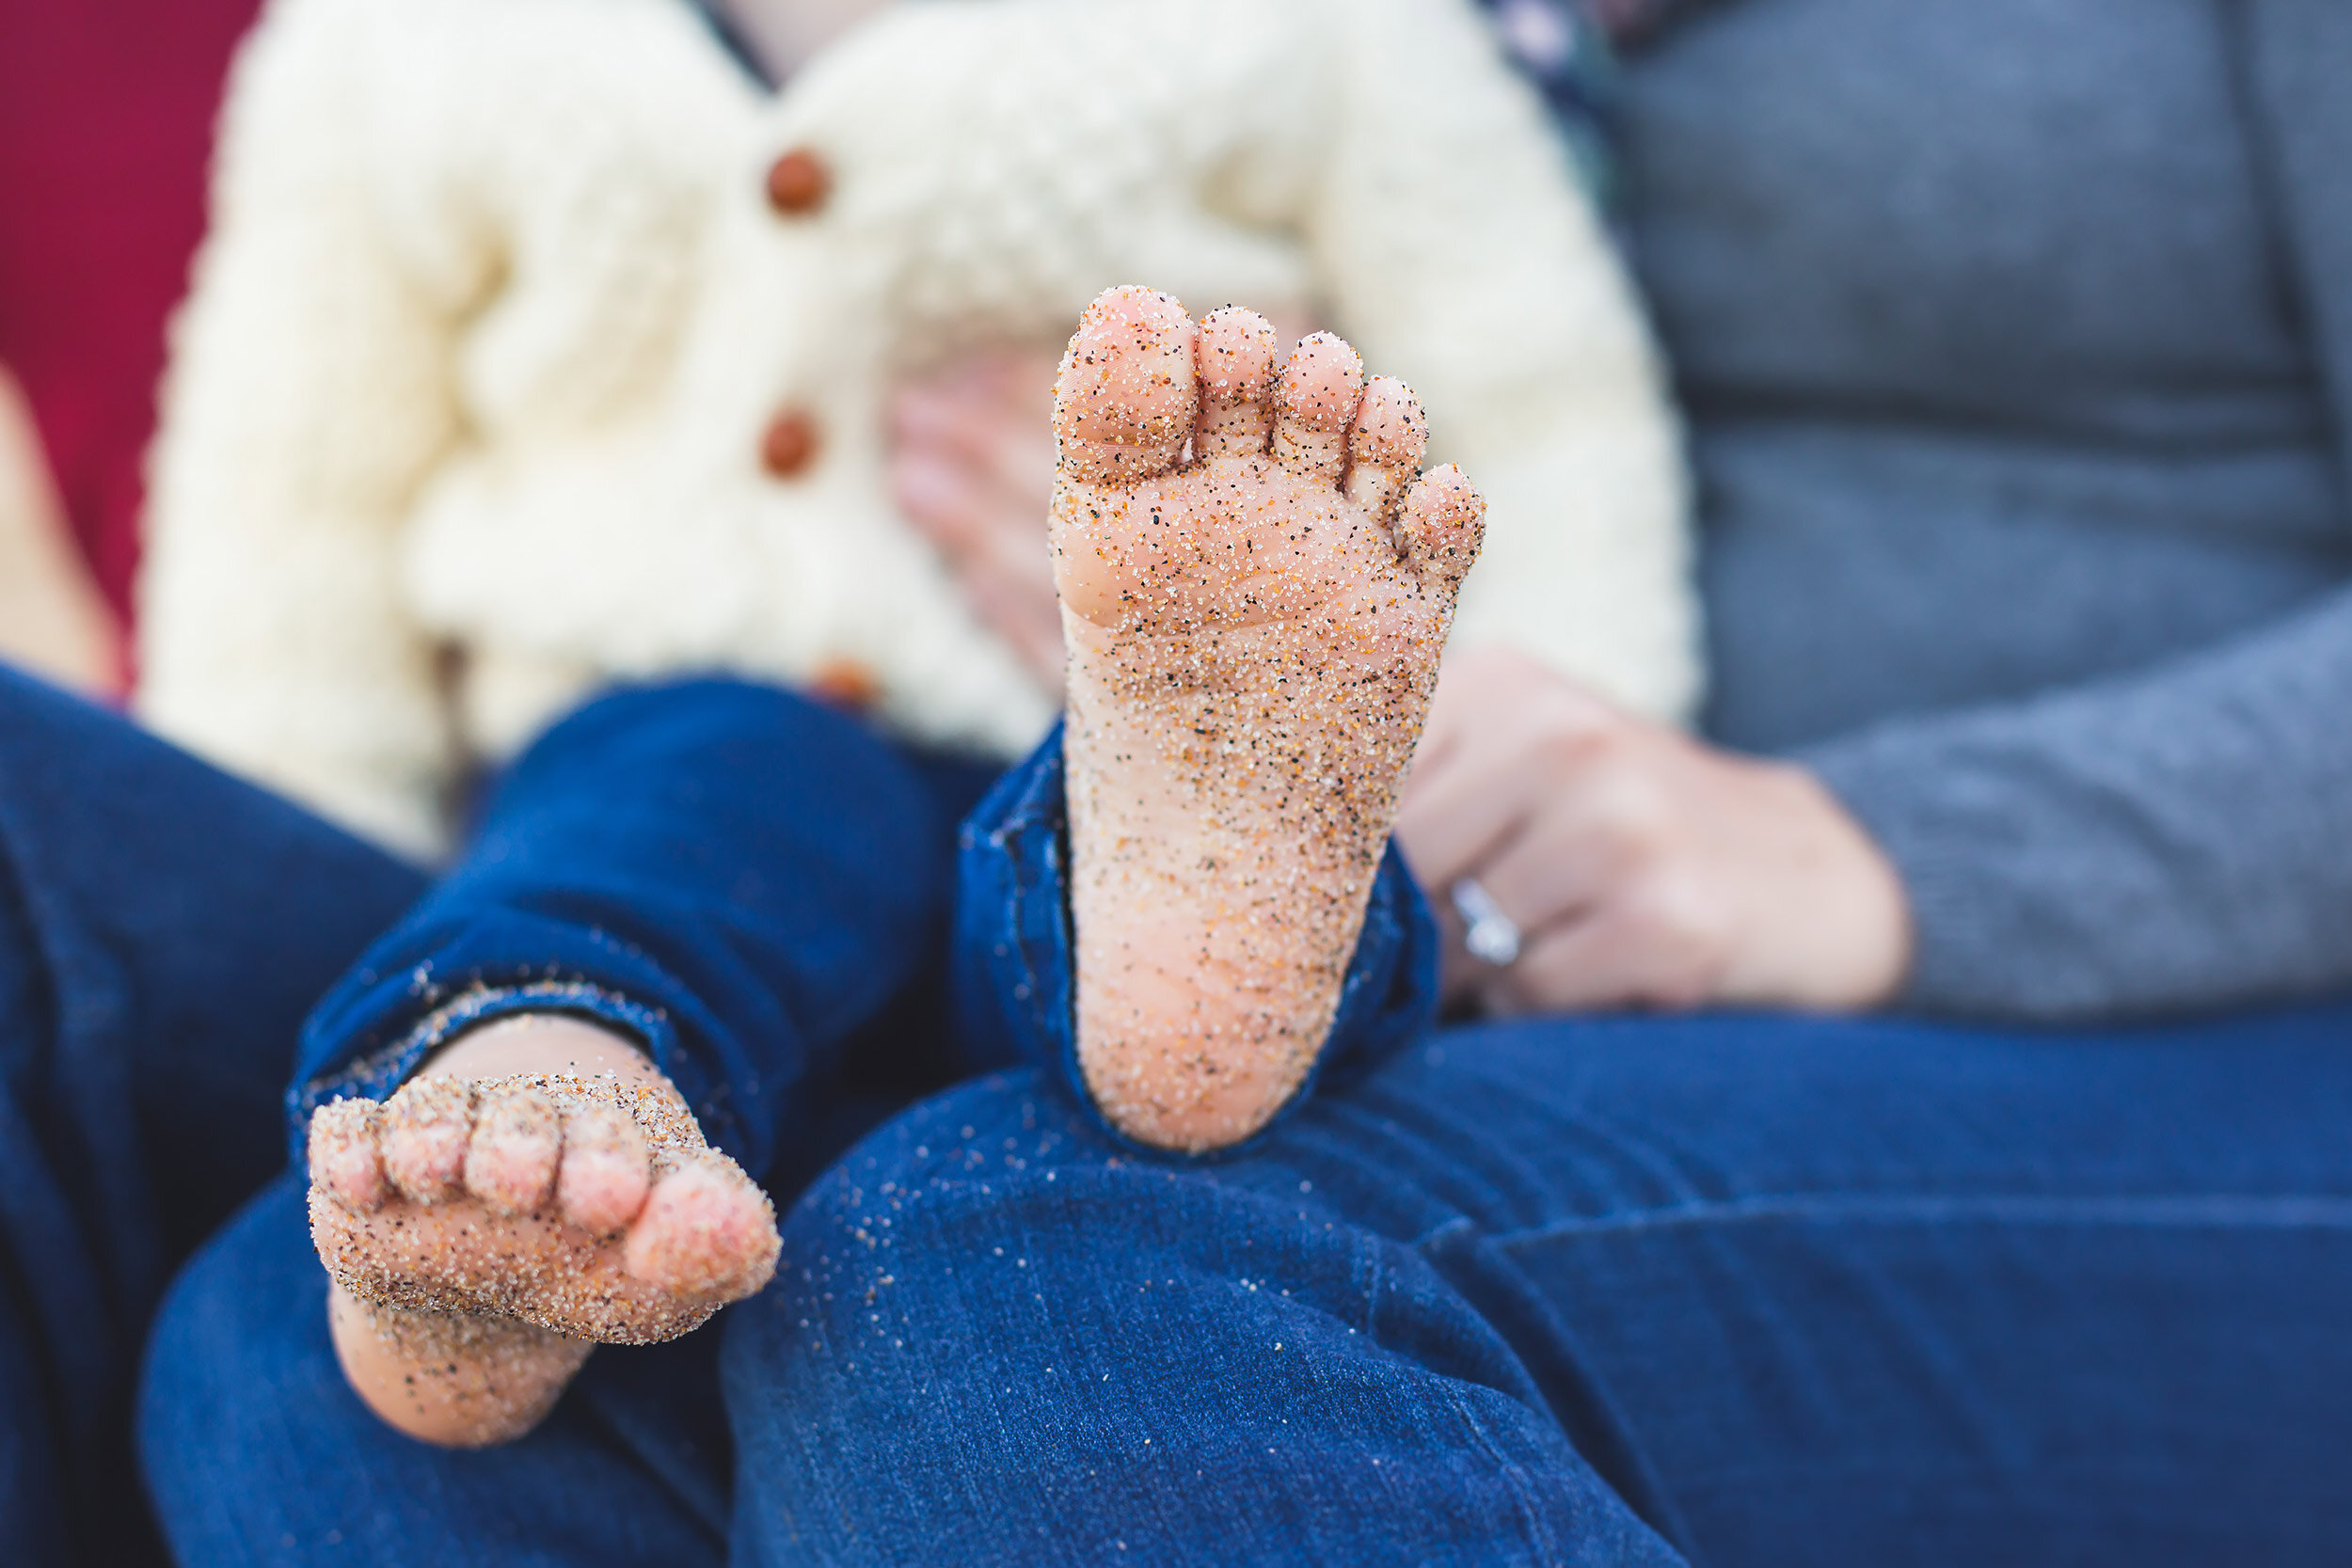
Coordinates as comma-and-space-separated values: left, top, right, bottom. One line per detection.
1436, 1382, 1574, 1566
1493, 1190, 2352, 1248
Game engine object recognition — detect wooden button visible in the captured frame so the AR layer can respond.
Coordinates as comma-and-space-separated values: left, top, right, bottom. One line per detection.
759, 408, 820, 478
764, 147, 830, 216
808, 657, 882, 711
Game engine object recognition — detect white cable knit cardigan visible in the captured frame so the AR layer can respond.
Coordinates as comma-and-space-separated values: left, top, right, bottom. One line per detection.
139, 0, 1698, 859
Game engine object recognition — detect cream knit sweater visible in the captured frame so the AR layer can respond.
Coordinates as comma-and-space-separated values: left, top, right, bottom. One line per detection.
139, 0, 1697, 859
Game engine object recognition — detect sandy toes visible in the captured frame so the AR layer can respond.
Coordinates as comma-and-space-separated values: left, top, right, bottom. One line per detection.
306, 1015, 778, 1445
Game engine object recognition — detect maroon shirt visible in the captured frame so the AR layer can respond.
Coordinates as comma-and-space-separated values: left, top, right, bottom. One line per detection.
0, 0, 262, 670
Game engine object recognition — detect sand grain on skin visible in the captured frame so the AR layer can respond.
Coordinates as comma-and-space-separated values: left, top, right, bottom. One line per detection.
1052, 289, 1482, 1150
311, 1070, 774, 1345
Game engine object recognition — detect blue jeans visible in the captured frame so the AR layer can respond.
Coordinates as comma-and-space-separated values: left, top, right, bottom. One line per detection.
729, 732, 2352, 1564
0, 668, 424, 1566
0, 670, 988, 1563
118, 705, 2352, 1563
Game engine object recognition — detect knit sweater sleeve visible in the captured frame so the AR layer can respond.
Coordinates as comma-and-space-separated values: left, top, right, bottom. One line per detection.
1801, 587, 2352, 1020
138, 0, 469, 860
138, 0, 730, 858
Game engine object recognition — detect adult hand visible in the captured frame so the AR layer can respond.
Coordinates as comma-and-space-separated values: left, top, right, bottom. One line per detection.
1394, 646, 1912, 1016
887, 348, 1068, 697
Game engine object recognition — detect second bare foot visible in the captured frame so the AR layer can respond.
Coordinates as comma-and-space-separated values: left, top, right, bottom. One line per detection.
306, 1014, 779, 1445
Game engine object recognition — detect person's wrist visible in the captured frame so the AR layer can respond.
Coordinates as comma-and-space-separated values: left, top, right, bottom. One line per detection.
1751, 763, 1914, 1011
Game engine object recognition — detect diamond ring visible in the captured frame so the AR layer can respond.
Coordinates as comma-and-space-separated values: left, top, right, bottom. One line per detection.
1449, 878, 1522, 967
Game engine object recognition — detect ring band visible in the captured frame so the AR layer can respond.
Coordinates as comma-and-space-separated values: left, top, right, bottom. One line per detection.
1450, 878, 1522, 967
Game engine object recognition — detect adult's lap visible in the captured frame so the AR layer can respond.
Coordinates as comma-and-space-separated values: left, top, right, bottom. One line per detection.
735, 1003, 2352, 1565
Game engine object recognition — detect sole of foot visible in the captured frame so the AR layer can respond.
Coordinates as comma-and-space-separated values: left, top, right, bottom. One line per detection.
1051, 285, 1485, 1153
306, 1014, 779, 1446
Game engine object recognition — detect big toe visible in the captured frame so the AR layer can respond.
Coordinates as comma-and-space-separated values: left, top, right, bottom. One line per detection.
624, 1155, 781, 1302
1054, 285, 1198, 486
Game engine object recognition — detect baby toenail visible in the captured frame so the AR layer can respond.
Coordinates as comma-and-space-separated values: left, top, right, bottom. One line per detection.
759, 408, 822, 478
763, 147, 831, 216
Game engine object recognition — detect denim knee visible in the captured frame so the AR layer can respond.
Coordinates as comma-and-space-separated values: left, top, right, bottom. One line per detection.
725, 1070, 1679, 1567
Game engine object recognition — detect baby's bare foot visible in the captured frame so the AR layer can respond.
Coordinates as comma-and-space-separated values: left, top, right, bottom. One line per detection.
1052, 287, 1485, 1151
306, 1015, 779, 1446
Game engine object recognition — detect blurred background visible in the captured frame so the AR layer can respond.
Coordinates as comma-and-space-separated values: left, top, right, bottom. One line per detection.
0, 1, 264, 698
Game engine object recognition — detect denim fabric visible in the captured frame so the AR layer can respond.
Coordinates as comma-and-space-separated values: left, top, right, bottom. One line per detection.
722, 735, 2352, 1564
141, 1177, 735, 1567
747, 1024, 2352, 1566
289, 679, 995, 1179
140, 679, 997, 1567
0, 666, 425, 1566
948, 724, 1442, 1147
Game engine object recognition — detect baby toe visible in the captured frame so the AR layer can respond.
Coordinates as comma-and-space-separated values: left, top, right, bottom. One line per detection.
1274, 333, 1366, 487
557, 1103, 651, 1237
307, 1098, 387, 1213
622, 1154, 781, 1302
464, 1086, 561, 1216
382, 1078, 473, 1204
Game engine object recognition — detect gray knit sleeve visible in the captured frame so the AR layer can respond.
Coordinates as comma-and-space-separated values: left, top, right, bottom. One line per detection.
1800, 0, 2352, 1023
1798, 586, 2352, 1021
